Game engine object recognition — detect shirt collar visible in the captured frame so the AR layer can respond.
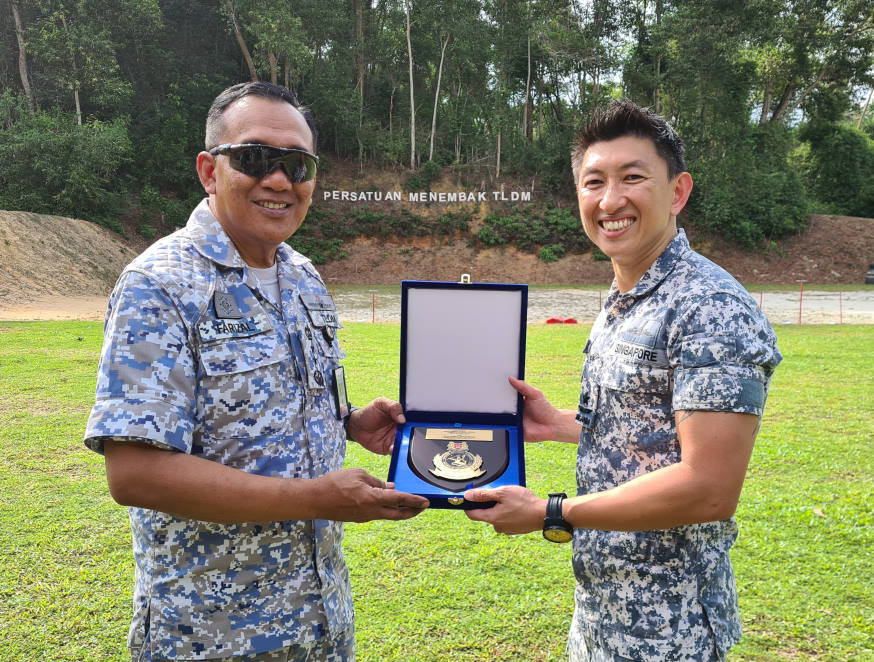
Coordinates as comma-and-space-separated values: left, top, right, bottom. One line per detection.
185, 198, 312, 270
619, 229, 692, 299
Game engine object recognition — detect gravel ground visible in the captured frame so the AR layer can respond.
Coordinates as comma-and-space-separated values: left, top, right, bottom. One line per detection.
335, 287, 874, 325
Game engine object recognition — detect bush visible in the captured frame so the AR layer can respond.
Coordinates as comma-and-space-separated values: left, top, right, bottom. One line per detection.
538, 244, 566, 263
686, 123, 809, 246
404, 160, 442, 192
476, 204, 587, 255
0, 91, 132, 227
799, 120, 874, 218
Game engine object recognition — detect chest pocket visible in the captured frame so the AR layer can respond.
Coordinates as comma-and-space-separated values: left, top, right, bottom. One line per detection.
198, 330, 287, 377
297, 293, 346, 392
197, 330, 293, 441
301, 293, 344, 352
599, 359, 675, 449
600, 359, 671, 394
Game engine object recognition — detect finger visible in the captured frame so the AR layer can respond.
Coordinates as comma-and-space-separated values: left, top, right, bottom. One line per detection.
464, 488, 500, 503
508, 376, 540, 399
355, 471, 387, 489
374, 397, 406, 424
384, 490, 430, 509
465, 508, 493, 523
381, 505, 428, 520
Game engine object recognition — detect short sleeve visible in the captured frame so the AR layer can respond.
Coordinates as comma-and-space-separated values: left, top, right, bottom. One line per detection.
670, 293, 781, 416
84, 270, 198, 454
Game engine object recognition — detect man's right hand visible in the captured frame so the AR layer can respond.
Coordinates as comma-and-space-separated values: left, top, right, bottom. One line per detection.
312, 468, 429, 522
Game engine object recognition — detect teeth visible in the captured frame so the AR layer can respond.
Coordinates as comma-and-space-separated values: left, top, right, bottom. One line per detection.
602, 218, 633, 231
259, 201, 288, 209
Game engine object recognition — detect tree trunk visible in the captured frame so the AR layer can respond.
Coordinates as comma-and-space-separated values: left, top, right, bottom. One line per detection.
355, 0, 365, 172
405, 0, 416, 169
354, 0, 365, 102
59, 13, 81, 125
429, 33, 449, 162
268, 51, 278, 85
496, 128, 501, 179
389, 80, 396, 134
759, 77, 772, 125
780, 68, 827, 122
770, 80, 796, 123
73, 87, 82, 126
858, 87, 873, 130
523, 32, 532, 142
226, 0, 257, 81
11, 0, 36, 111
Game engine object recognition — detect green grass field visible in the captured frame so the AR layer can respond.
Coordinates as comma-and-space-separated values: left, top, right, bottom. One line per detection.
0, 321, 871, 661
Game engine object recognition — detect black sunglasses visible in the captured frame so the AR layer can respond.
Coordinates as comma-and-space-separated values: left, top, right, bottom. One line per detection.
209, 143, 318, 183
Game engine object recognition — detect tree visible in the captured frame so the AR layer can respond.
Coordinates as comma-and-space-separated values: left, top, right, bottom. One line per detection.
224, 0, 257, 81
9, 0, 36, 110
405, 0, 416, 168
745, 0, 874, 124
26, 0, 134, 124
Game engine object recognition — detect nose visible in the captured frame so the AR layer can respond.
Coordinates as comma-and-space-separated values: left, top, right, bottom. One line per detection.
599, 180, 626, 213
260, 163, 295, 190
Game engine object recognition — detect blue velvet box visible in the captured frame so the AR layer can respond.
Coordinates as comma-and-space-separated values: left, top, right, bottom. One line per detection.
387, 280, 528, 509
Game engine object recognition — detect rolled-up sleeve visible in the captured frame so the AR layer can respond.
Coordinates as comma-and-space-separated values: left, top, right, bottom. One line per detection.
670, 293, 782, 416
84, 270, 198, 454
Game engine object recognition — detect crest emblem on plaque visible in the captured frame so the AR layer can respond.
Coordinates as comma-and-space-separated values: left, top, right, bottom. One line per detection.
430, 441, 486, 480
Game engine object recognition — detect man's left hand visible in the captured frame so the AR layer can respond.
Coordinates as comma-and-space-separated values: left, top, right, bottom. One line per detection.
347, 397, 405, 455
463, 485, 546, 535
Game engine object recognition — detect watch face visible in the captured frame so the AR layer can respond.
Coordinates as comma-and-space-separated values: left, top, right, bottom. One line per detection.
543, 527, 573, 543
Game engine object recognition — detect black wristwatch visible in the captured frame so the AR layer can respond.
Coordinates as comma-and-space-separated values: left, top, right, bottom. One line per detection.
343, 405, 361, 436
543, 493, 573, 543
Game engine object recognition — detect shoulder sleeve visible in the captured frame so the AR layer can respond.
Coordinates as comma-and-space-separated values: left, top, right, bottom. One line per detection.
83, 269, 199, 454
670, 292, 782, 415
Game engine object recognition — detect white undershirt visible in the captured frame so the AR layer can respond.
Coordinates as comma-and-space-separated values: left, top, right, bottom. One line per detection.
248, 263, 281, 309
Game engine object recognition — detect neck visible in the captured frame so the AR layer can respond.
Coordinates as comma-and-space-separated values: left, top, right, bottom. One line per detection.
611, 228, 678, 293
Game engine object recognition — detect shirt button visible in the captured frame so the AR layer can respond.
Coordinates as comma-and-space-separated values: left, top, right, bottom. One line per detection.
314, 370, 324, 385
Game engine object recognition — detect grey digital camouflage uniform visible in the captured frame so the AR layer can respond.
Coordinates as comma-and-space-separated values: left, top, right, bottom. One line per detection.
569, 230, 781, 661
84, 200, 351, 661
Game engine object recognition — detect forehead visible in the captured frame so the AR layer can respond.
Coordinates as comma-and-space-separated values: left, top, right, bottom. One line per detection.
220, 96, 313, 150
581, 135, 666, 174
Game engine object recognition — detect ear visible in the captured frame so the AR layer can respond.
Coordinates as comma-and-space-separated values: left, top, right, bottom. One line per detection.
670, 172, 693, 217
196, 151, 218, 195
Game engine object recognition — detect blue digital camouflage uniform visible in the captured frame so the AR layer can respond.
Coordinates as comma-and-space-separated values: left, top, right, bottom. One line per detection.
84, 199, 351, 661
569, 230, 782, 662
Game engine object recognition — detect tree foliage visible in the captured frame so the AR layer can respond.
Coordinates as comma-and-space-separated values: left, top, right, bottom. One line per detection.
1, 0, 872, 247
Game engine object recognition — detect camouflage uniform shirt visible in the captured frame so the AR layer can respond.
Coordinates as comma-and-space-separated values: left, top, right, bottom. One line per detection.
569, 230, 781, 661
84, 199, 350, 660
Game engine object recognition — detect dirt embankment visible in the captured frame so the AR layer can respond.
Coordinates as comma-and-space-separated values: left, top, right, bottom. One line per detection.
317, 214, 874, 286
0, 208, 872, 321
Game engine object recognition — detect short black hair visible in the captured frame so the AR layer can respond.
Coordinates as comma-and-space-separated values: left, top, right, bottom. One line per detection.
571, 100, 686, 181
204, 81, 318, 153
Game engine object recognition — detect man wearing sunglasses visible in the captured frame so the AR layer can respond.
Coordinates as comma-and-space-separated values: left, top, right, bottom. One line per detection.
84, 81, 428, 662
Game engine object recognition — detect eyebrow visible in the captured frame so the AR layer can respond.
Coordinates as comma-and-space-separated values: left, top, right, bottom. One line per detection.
582, 160, 650, 176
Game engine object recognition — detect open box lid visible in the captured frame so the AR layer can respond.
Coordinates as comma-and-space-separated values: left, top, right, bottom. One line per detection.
399, 280, 528, 427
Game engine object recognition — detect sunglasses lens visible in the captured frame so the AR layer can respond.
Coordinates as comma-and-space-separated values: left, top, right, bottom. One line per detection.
280, 152, 316, 183
228, 146, 316, 183
229, 145, 269, 178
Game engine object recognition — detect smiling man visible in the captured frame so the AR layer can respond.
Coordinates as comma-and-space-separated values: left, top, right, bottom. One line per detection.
84, 82, 428, 662
465, 100, 782, 661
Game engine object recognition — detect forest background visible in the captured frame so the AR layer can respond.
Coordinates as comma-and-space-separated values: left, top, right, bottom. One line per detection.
1, 0, 874, 266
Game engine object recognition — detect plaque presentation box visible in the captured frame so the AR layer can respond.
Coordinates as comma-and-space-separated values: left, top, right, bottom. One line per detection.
387, 280, 528, 509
